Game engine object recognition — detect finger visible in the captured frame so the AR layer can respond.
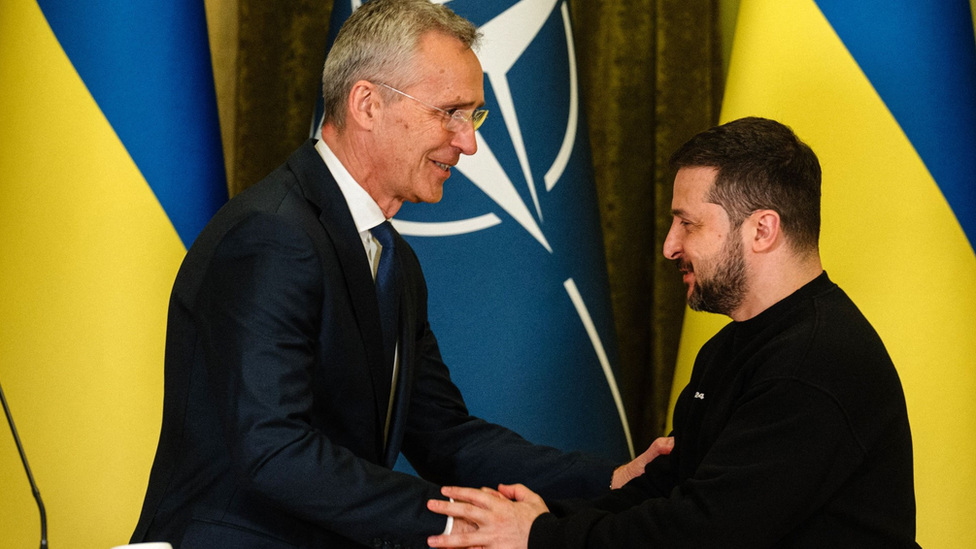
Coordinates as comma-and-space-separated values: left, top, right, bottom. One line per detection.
496, 483, 518, 500
441, 485, 500, 508
497, 483, 534, 501
427, 498, 490, 523
481, 486, 508, 500
426, 533, 464, 548
511, 483, 545, 505
428, 531, 489, 548
479, 486, 507, 499
652, 436, 675, 455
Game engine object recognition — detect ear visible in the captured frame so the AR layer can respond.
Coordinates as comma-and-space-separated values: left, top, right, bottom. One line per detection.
749, 209, 781, 253
346, 80, 380, 130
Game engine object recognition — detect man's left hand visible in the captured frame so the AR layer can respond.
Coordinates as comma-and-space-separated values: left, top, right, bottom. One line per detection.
611, 436, 674, 489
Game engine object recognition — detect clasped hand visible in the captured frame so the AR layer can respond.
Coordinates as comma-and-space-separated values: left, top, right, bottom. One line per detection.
426, 437, 673, 549
427, 484, 545, 549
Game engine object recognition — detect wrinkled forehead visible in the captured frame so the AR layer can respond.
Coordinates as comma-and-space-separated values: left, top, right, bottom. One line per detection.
412, 31, 482, 75
409, 31, 484, 103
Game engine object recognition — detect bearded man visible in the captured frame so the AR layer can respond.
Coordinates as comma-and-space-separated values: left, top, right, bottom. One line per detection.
428, 117, 920, 549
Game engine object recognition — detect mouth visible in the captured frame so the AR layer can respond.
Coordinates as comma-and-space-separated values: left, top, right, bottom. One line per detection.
677, 261, 695, 285
432, 160, 452, 172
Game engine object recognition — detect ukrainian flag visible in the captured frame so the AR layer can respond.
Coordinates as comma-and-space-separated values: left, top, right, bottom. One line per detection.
0, 1, 226, 546
670, 1, 976, 546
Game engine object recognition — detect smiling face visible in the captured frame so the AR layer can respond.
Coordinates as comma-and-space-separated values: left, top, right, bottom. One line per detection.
368, 31, 484, 208
663, 166, 748, 316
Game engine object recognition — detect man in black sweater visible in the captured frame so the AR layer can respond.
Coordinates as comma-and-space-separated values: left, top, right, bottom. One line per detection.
427, 117, 920, 548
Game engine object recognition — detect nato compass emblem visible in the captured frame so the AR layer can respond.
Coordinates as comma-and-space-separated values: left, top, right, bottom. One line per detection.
323, 0, 633, 460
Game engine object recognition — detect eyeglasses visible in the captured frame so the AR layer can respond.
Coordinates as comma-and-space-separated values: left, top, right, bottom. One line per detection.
376, 82, 489, 132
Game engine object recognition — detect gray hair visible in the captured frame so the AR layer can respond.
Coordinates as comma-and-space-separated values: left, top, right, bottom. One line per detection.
321, 0, 481, 130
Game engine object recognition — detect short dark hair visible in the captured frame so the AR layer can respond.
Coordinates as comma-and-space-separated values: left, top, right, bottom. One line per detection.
669, 117, 822, 253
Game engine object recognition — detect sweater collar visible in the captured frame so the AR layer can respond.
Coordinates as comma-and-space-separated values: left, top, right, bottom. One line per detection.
733, 270, 834, 341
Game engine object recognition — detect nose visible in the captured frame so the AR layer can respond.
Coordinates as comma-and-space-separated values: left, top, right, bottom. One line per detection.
663, 218, 682, 260
451, 122, 478, 156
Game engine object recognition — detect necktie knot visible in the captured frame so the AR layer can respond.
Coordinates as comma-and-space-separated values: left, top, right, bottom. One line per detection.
370, 220, 396, 252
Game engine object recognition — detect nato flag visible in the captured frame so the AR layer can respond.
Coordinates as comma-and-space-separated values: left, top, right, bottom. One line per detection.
315, 0, 633, 463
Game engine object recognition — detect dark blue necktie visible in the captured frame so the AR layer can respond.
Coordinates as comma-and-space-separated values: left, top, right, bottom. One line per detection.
370, 221, 399, 372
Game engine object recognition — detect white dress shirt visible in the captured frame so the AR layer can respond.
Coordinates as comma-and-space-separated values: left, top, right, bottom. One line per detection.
314, 139, 387, 274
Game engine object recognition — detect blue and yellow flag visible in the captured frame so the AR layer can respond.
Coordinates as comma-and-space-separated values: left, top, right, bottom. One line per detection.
0, 1, 226, 546
670, 1, 976, 546
317, 0, 633, 463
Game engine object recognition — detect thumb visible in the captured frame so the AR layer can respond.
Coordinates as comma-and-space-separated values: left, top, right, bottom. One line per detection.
498, 483, 539, 503
659, 436, 675, 454
498, 484, 534, 501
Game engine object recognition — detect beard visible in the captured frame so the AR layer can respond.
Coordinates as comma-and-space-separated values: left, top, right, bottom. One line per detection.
683, 233, 747, 316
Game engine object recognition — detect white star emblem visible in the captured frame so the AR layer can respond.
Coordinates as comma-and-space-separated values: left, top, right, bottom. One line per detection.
393, 0, 580, 254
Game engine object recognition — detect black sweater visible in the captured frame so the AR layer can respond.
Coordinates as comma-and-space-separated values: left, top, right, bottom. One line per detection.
530, 272, 920, 548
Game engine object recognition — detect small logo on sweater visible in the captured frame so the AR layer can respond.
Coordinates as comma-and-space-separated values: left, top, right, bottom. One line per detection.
694, 392, 705, 400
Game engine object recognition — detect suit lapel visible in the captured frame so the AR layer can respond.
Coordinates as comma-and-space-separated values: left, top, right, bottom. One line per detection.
287, 140, 392, 458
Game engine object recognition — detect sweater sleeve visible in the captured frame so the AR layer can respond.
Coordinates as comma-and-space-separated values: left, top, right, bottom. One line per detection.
529, 379, 865, 549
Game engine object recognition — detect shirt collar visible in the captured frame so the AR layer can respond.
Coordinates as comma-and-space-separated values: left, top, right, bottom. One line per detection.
315, 139, 387, 232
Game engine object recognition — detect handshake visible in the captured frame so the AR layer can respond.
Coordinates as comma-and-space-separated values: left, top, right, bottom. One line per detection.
426, 437, 674, 549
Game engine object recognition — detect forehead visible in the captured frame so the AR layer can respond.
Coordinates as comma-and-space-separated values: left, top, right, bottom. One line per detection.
410, 31, 484, 101
670, 166, 734, 231
672, 166, 719, 212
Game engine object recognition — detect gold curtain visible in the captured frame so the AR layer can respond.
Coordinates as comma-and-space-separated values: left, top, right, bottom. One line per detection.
221, 0, 723, 450
570, 0, 723, 448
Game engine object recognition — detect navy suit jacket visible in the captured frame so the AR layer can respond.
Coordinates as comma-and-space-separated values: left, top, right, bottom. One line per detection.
131, 140, 613, 549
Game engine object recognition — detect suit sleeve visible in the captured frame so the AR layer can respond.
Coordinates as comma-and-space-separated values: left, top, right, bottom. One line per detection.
202, 213, 447, 548
394, 244, 616, 501
527, 379, 866, 548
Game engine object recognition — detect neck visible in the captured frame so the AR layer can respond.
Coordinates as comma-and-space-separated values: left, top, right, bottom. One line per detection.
730, 251, 823, 322
321, 124, 403, 218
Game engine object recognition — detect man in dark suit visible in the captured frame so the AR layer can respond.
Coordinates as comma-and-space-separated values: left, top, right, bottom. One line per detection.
130, 1, 666, 548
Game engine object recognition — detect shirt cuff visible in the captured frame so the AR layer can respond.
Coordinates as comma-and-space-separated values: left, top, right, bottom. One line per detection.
442, 498, 455, 535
